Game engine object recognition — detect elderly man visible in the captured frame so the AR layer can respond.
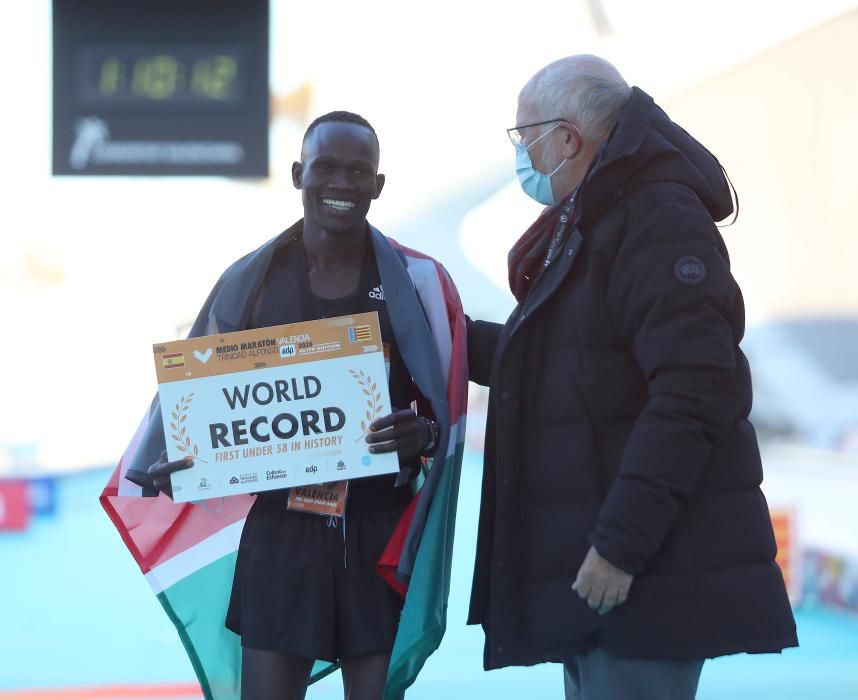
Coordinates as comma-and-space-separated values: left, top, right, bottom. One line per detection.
466, 55, 797, 699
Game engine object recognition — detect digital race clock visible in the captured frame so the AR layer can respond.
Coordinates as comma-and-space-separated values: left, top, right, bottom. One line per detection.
53, 0, 269, 176
77, 46, 247, 106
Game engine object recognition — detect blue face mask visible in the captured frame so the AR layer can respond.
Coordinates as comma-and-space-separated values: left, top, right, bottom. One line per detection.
514, 123, 568, 206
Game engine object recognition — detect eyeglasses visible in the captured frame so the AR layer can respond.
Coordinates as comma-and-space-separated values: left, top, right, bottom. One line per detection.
507, 118, 567, 148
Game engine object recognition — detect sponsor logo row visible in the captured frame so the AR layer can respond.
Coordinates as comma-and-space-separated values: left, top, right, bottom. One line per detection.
177, 456, 374, 495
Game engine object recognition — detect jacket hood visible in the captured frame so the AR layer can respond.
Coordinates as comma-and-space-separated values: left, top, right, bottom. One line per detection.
580, 87, 734, 223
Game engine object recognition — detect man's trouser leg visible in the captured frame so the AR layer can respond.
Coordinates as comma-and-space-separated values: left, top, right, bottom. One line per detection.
563, 647, 704, 700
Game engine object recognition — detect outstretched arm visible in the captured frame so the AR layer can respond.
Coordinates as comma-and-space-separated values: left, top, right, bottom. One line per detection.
466, 316, 503, 387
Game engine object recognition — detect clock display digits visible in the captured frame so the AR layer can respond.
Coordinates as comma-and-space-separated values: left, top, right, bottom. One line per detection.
132, 55, 180, 100
98, 58, 122, 96
81, 48, 244, 106
191, 56, 238, 100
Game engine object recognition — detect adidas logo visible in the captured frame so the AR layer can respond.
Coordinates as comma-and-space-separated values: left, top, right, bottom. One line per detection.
368, 285, 385, 301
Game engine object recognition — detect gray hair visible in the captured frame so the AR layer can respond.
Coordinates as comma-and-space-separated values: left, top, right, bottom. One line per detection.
527, 57, 631, 143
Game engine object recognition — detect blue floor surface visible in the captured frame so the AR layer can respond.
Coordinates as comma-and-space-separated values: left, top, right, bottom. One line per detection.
2, 459, 857, 698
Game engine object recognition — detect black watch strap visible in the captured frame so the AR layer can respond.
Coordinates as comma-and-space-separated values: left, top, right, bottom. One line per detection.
419, 418, 441, 457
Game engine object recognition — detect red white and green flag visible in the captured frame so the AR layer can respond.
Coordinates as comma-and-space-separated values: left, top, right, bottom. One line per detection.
101, 241, 469, 699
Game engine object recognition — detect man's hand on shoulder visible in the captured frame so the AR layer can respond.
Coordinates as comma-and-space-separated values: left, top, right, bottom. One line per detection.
572, 545, 634, 615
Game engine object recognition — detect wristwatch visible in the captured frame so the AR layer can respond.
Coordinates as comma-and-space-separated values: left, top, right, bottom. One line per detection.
419, 418, 441, 457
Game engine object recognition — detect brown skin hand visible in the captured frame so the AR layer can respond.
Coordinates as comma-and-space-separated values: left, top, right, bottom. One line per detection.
365, 408, 432, 461
146, 451, 194, 500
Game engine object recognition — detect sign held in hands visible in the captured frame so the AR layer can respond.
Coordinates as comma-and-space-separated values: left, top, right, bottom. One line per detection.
153, 312, 397, 503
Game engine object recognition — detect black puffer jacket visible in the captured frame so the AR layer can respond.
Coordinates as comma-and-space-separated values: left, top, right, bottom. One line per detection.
467, 87, 797, 669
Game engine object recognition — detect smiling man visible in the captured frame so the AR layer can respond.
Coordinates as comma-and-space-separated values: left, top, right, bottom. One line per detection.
122, 111, 468, 700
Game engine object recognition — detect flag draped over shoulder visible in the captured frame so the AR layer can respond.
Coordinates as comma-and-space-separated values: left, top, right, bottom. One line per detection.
100, 226, 468, 700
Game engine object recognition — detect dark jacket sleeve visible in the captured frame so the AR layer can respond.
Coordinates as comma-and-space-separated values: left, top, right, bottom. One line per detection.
466, 316, 503, 387
591, 198, 742, 575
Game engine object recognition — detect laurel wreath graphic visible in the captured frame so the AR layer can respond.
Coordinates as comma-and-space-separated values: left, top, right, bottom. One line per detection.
170, 393, 208, 463
350, 370, 383, 442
